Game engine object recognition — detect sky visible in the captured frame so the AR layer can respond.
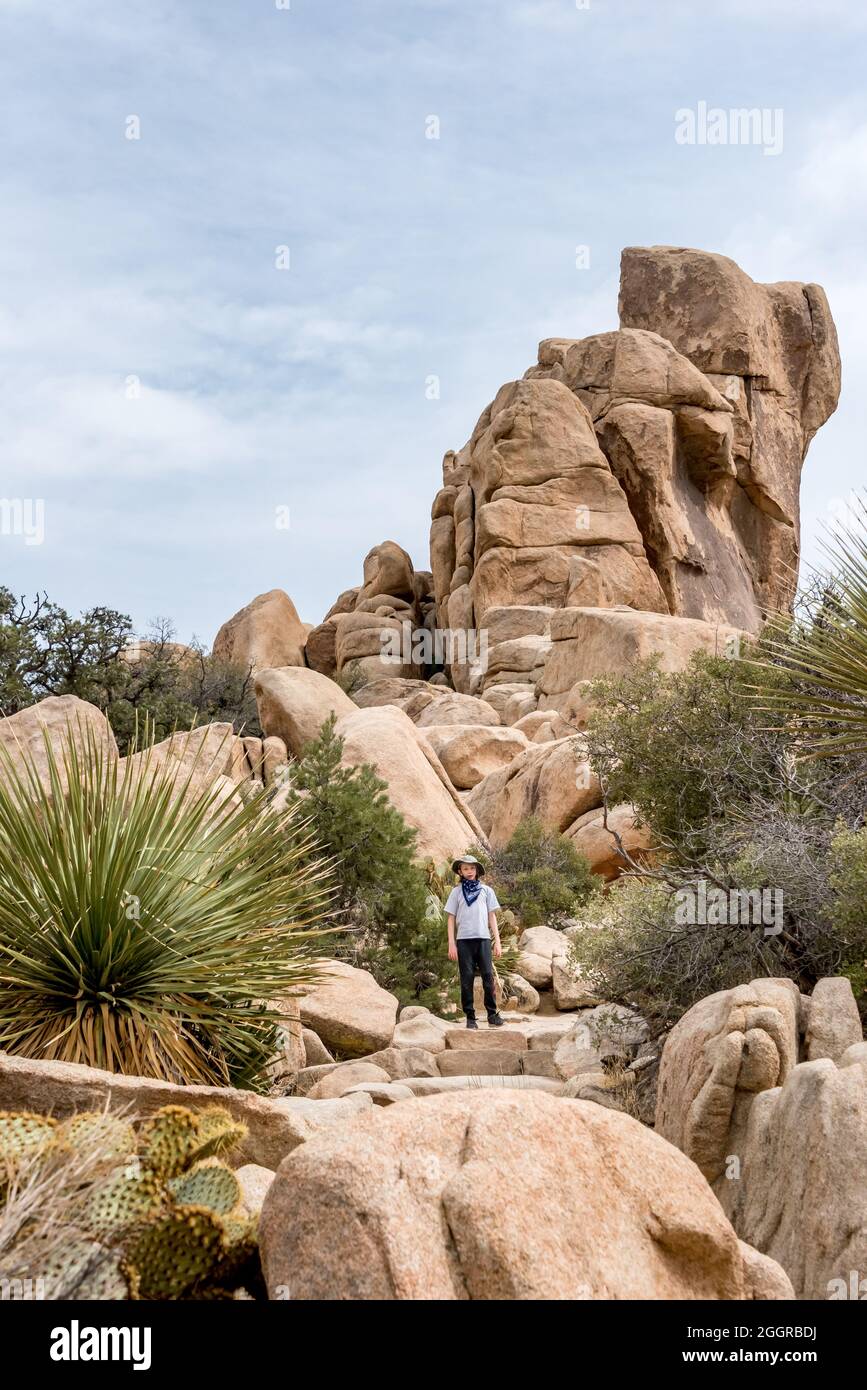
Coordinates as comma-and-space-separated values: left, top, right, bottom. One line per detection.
0, 0, 865, 645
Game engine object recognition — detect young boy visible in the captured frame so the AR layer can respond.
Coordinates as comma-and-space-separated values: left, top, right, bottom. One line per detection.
445, 855, 505, 1029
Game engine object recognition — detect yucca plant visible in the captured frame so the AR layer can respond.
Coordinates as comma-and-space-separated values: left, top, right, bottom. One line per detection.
753, 498, 867, 764
0, 720, 334, 1088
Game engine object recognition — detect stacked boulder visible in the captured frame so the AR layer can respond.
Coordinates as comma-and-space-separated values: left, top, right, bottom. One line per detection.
213, 588, 312, 673
429, 246, 840, 723
210, 246, 840, 882
655, 975, 866, 1299
305, 540, 436, 684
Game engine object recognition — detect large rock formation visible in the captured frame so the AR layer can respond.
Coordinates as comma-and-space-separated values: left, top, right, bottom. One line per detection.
655, 976, 865, 1299
725, 1046, 867, 1301
465, 735, 602, 845
429, 246, 840, 711
259, 1089, 793, 1300
202, 247, 840, 884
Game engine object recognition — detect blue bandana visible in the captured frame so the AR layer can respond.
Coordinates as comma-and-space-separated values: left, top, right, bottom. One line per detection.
460, 877, 483, 907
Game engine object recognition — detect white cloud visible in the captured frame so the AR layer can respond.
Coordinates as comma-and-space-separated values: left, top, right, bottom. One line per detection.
0, 0, 864, 641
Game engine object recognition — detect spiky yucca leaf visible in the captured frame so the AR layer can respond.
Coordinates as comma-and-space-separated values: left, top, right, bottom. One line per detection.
0, 719, 335, 1087
753, 499, 867, 763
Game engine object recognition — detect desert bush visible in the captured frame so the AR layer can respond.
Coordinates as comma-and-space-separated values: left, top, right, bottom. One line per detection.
575, 643, 867, 1020
583, 650, 796, 860
283, 716, 458, 1009
107, 627, 261, 750
0, 588, 132, 715
479, 818, 595, 927
333, 659, 369, 698
829, 823, 867, 1015
0, 592, 260, 749
568, 810, 867, 1023
0, 723, 332, 1088
569, 878, 789, 1026
0, 1105, 261, 1300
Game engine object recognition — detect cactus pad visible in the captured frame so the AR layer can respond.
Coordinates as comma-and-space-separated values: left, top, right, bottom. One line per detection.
187, 1108, 247, 1163
0, 1111, 58, 1165
168, 1158, 241, 1216
122, 1207, 226, 1300
84, 1166, 165, 1237
136, 1106, 202, 1178
57, 1111, 136, 1163
38, 1236, 131, 1300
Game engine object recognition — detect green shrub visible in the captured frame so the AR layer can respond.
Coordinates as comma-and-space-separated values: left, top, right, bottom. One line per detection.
480, 817, 595, 928
106, 640, 261, 751
284, 716, 459, 1010
569, 645, 867, 1020
568, 878, 792, 1026
582, 650, 795, 858
0, 723, 331, 1088
566, 813, 867, 1024
0, 591, 260, 750
829, 824, 867, 1017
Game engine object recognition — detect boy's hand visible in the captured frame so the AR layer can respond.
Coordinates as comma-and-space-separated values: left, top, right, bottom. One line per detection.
493, 941, 502, 959
448, 943, 458, 962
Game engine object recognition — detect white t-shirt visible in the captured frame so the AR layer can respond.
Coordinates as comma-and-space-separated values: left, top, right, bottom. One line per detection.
445, 883, 501, 940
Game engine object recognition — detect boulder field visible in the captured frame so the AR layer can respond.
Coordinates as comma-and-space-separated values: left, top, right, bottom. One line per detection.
197, 244, 841, 882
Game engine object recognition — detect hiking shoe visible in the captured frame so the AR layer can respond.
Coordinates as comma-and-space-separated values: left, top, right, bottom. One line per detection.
487, 1013, 505, 1027
466, 1018, 479, 1030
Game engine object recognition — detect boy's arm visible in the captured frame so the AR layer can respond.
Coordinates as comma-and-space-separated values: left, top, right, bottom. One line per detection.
447, 912, 457, 960
488, 909, 502, 957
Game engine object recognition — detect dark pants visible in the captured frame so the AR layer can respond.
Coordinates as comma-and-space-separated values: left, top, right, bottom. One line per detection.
456, 937, 498, 1019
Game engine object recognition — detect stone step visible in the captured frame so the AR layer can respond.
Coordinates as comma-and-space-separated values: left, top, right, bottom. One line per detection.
520, 1051, 559, 1078
397, 1074, 564, 1097
444, 1028, 528, 1053
438, 1049, 559, 1079
438, 1050, 522, 1077
527, 1027, 574, 1050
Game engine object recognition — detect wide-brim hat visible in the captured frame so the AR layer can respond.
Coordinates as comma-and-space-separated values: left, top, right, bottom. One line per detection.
452, 855, 485, 876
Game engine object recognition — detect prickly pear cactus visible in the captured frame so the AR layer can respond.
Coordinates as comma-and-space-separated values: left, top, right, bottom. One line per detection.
121, 1207, 227, 1300
58, 1112, 136, 1163
168, 1158, 241, 1216
0, 1111, 58, 1164
137, 1106, 203, 1179
84, 1165, 165, 1237
39, 1237, 133, 1301
0, 1103, 257, 1301
189, 1107, 247, 1163
136, 1104, 246, 1178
